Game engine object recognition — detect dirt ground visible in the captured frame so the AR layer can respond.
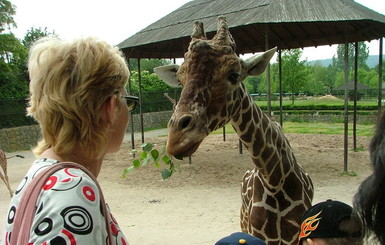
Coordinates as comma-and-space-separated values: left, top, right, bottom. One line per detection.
0, 131, 373, 245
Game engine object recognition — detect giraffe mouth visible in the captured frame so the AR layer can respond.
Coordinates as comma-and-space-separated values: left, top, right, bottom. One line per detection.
167, 140, 202, 158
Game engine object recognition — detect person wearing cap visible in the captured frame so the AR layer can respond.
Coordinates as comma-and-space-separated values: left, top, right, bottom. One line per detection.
215, 232, 266, 245
297, 199, 363, 245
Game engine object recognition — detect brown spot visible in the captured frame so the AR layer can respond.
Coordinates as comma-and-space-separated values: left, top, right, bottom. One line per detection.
269, 162, 283, 187
283, 172, 304, 201
272, 192, 290, 214
265, 194, 277, 209
208, 118, 218, 132
253, 129, 264, 156
239, 108, 252, 130
250, 206, 268, 230
241, 122, 254, 143
281, 204, 306, 242
263, 210, 279, 238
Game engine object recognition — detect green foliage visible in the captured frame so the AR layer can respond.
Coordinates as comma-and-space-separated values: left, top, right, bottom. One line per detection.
0, 0, 16, 33
0, 25, 54, 100
121, 142, 176, 180
244, 75, 263, 93
258, 104, 378, 111
339, 171, 358, 177
215, 121, 375, 137
280, 49, 310, 103
128, 59, 172, 73
333, 42, 369, 71
22, 27, 55, 49
0, 98, 37, 128
129, 70, 172, 93
0, 33, 28, 99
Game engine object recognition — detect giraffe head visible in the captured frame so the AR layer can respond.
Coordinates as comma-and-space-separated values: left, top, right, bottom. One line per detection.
155, 17, 276, 157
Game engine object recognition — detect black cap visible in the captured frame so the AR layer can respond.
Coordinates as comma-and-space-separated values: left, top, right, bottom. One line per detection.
215, 232, 266, 245
298, 199, 356, 243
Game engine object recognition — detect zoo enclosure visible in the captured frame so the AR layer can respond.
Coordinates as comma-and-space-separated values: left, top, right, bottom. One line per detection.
1, 90, 381, 130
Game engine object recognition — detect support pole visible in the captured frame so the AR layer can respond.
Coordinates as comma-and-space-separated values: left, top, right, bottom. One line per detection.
378, 38, 383, 112
353, 42, 358, 150
137, 58, 145, 143
343, 39, 349, 172
265, 26, 272, 116
279, 49, 283, 126
127, 59, 136, 151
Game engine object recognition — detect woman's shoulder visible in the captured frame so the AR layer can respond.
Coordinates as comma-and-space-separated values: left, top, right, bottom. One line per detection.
24, 158, 95, 184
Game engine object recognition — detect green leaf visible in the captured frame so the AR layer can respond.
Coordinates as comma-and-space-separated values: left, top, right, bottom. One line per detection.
142, 156, 151, 166
139, 151, 147, 160
133, 160, 141, 168
162, 155, 171, 165
161, 169, 171, 180
142, 143, 154, 152
121, 166, 135, 178
151, 149, 159, 161
131, 149, 138, 154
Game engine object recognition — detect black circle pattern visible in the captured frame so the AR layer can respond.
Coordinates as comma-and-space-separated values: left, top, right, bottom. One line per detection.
50, 236, 66, 244
7, 206, 16, 224
60, 206, 93, 235
34, 217, 53, 235
15, 176, 27, 195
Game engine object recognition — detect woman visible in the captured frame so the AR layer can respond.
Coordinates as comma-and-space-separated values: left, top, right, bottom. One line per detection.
3, 37, 138, 244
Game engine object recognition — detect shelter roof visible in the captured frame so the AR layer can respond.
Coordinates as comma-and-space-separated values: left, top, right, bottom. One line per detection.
118, 0, 385, 58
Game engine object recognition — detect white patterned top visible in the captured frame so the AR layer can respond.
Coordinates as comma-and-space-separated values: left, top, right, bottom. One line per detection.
3, 158, 128, 245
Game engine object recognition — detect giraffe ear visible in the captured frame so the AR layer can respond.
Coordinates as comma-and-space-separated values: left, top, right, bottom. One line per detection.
243, 47, 277, 76
154, 64, 181, 87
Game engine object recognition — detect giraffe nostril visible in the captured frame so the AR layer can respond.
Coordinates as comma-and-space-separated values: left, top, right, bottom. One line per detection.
178, 115, 194, 130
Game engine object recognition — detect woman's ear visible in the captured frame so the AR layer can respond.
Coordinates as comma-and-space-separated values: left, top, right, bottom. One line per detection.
101, 96, 117, 125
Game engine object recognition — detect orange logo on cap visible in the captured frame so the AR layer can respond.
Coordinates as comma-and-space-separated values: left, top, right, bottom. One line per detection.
298, 211, 322, 243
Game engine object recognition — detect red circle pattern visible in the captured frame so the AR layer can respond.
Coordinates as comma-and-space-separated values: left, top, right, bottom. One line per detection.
43, 176, 58, 190
82, 186, 96, 202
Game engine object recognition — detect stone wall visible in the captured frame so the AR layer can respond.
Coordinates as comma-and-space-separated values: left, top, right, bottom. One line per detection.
0, 125, 41, 152
0, 111, 173, 152
129, 111, 173, 132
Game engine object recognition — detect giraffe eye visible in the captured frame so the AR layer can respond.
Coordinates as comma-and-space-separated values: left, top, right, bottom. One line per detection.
228, 72, 240, 84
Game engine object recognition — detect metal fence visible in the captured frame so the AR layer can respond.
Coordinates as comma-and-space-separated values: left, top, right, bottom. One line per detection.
0, 89, 182, 129
0, 99, 37, 129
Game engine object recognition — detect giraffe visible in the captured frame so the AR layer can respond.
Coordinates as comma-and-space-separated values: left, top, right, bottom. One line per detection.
0, 149, 24, 197
154, 17, 313, 244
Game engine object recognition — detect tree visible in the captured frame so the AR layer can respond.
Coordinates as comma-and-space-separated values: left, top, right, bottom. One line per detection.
280, 49, 309, 104
332, 42, 369, 71
307, 63, 328, 95
0, 33, 28, 98
129, 70, 172, 93
128, 59, 172, 73
22, 27, 55, 49
244, 75, 263, 94
0, 0, 16, 33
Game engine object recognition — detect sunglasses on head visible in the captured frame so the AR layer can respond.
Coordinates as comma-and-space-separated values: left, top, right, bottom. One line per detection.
121, 95, 139, 112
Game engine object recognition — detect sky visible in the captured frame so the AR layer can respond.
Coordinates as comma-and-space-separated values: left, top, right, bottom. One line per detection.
9, 0, 385, 61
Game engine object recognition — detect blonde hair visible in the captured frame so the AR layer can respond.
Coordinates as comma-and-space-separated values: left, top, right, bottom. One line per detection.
27, 37, 129, 161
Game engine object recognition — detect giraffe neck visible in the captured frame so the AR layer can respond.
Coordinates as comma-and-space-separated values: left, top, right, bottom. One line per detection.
230, 86, 296, 185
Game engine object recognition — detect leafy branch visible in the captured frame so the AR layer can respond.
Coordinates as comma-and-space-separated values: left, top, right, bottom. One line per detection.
121, 142, 181, 180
